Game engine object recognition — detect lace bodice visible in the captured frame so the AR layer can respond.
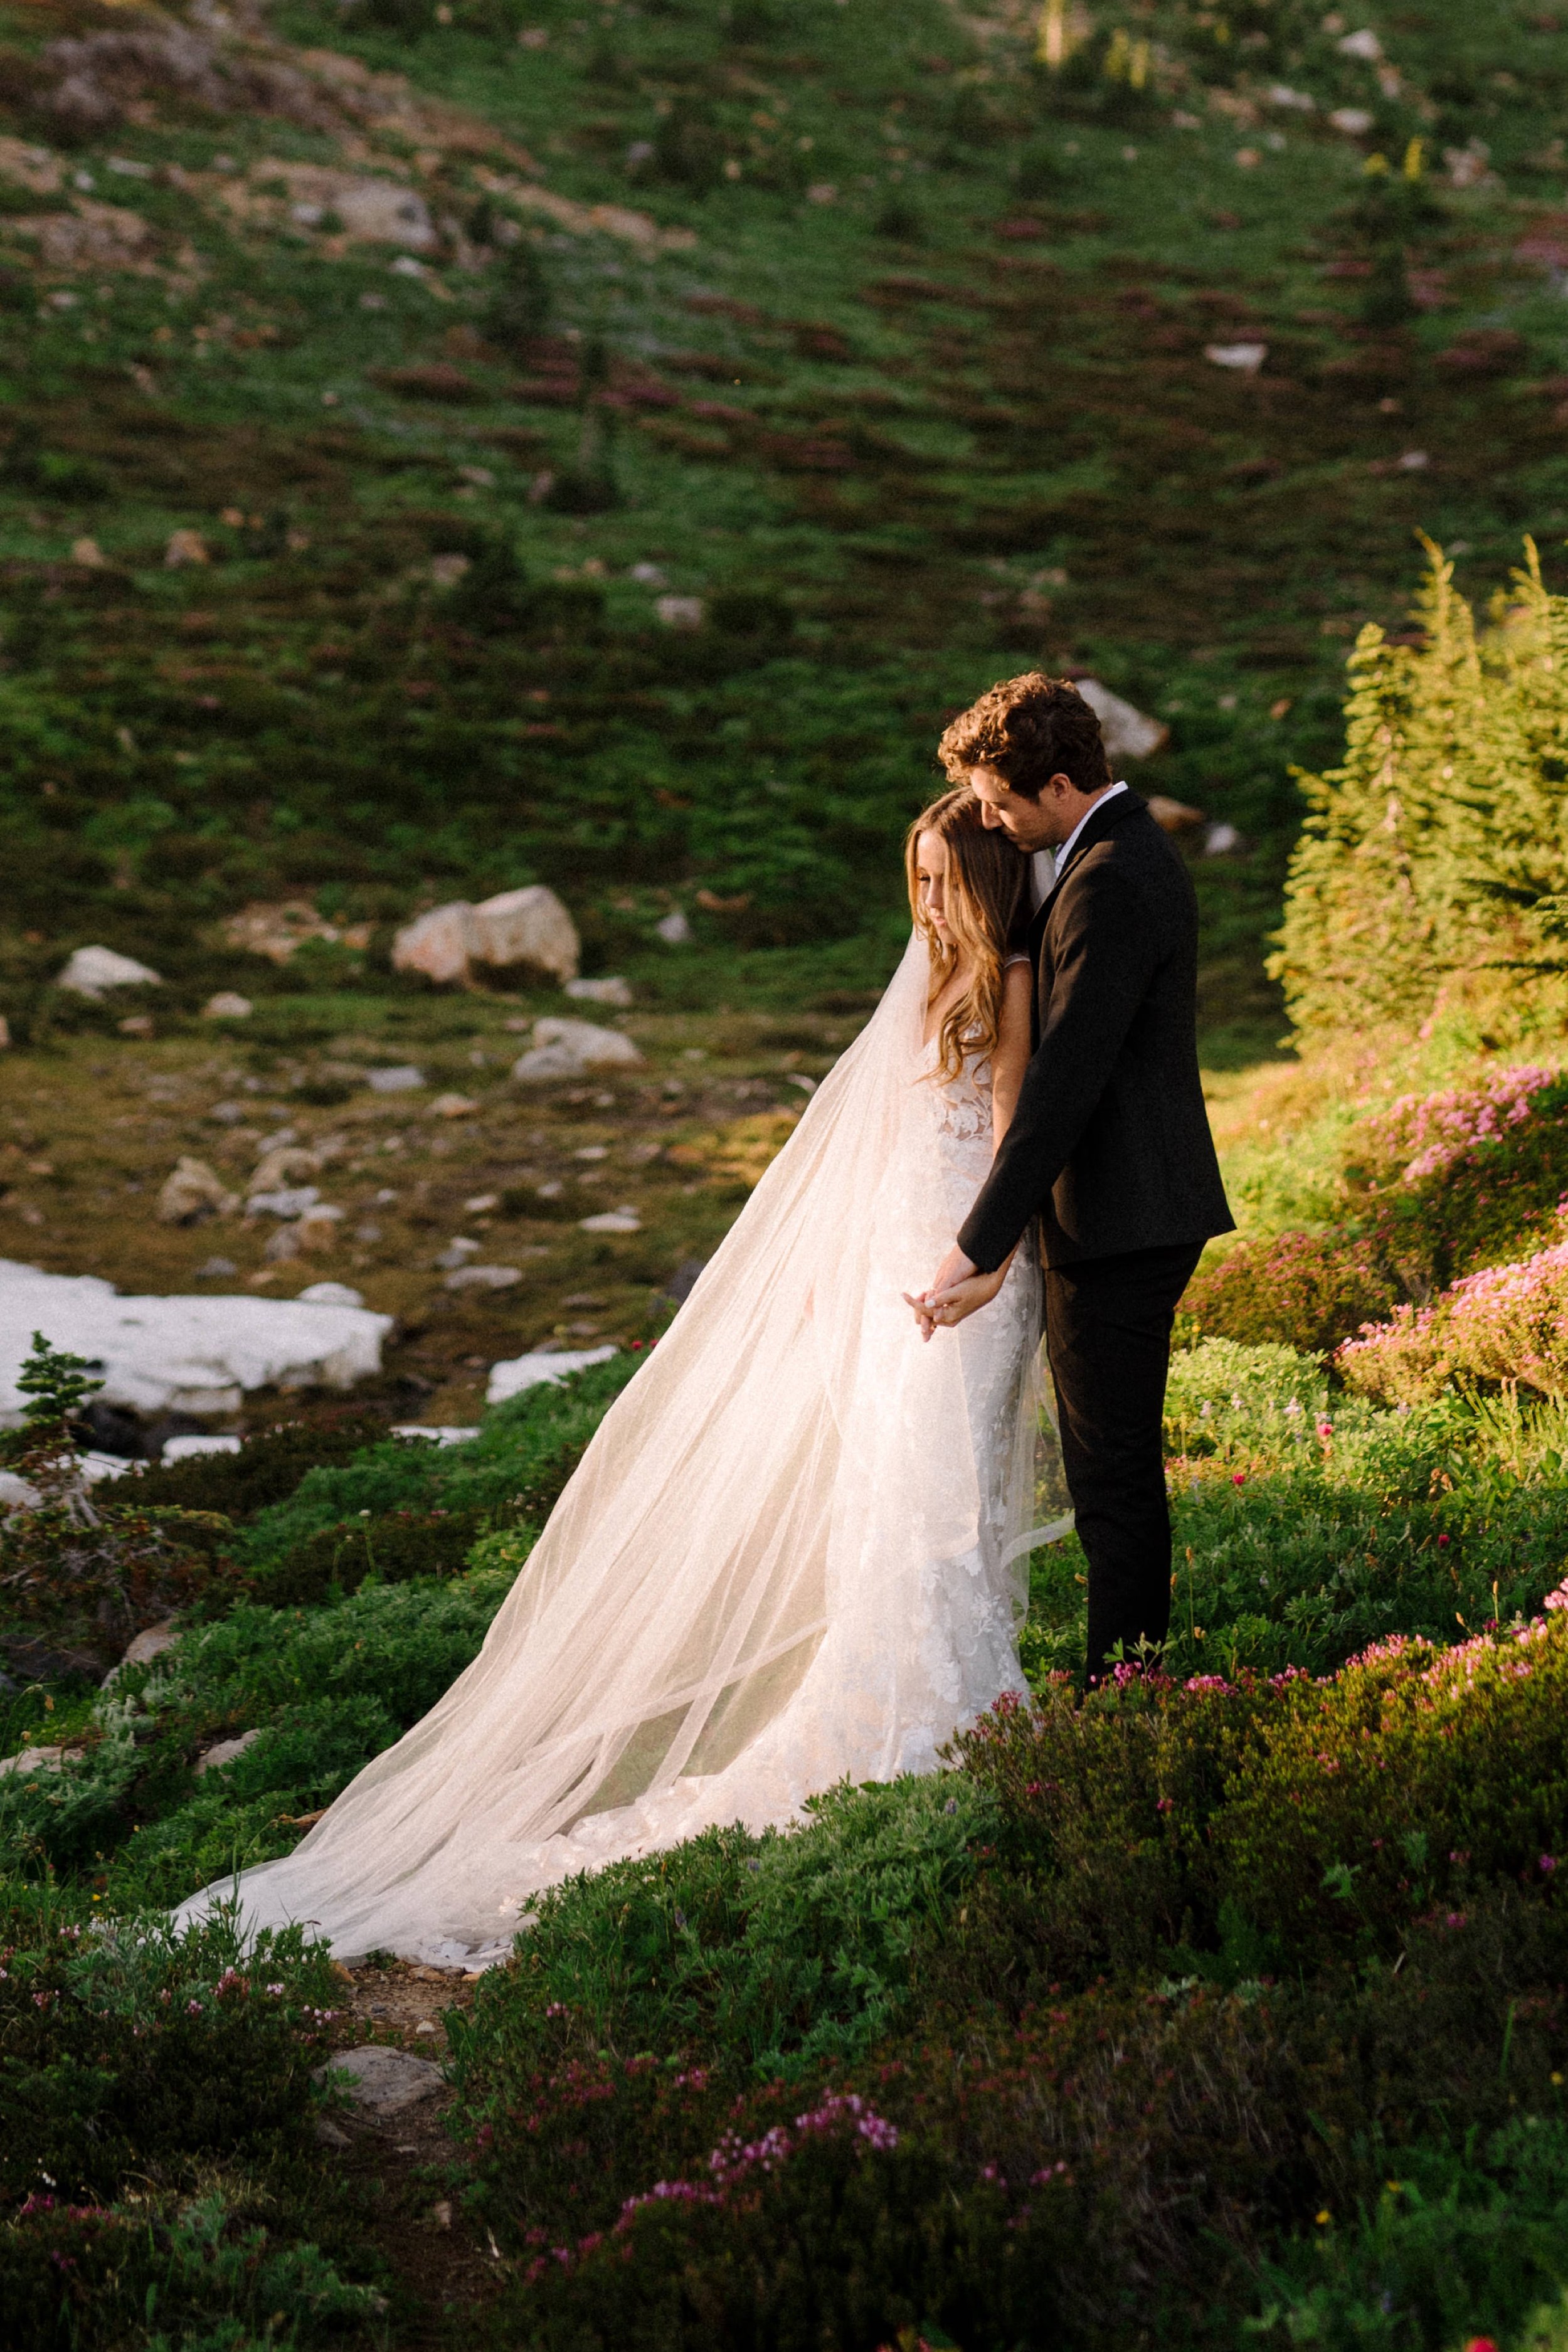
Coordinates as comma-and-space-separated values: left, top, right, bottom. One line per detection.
924, 1036, 995, 1151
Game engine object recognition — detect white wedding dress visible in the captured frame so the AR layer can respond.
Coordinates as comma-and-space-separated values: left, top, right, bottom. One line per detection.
177, 935, 1066, 1964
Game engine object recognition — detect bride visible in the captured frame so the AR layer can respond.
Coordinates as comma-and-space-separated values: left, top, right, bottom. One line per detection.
179, 790, 1067, 1965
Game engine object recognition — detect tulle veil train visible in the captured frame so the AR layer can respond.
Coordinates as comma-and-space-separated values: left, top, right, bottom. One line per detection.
176, 933, 1066, 1964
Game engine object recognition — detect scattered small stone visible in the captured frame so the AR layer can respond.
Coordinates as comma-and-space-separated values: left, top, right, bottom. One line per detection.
248, 1186, 322, 1219
57, 945, 162, 997
314, 2116, 352, 2148
366, 1066, 426, 1094
250, 1146, 322, 1194
463, 1193, 499, 1214
264, 1224, 302, 1263
222, 901, 369, 965
443, 1264, 522, 1291
71, 536, 107, 568
430, 1091, 479, 1118
512, 1018, 644, 1082
297, 1281, 365, 1308
654, 594, 704, 630
157, 1157, 238, 1225
564, 975, 633, 1008
1205, 342, 1268, 373
164, 528, 210, 568
194, 1727, 261, 1776
655, 909, 692, 946
314, 2044, 445, 2116
1205, 822, 1245, 857
435, 1238, 481, 1271
195, 1256, 237, 1279
297, 1206, 345, 1253
203, 991, 253, 1019
580, 1209, 641, 1234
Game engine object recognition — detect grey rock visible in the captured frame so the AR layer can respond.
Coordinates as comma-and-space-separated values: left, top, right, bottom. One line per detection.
434, 1237, 480, 1272
443, 1264, 521, 1292
314, 2043, 445, 2116
101, 1618, 180, 1685
564, 975, 633, 1009
366, 1066, 426, 1094
511, 1017, 644, 1084
247, 1186, 322, 1219
0, 1742, 83, 1776
1073, 679, 1170, 765
194, 1727, 261, 1776
58, 945, 162, 997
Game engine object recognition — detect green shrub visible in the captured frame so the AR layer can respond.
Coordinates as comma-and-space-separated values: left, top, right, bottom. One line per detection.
1184, 1227, 1399, 1355
240, 1359, 632, 1574
125, 1413, 394, 1522
1272, 541, 1568, 1046
250, 1505, 491, 1607
450, 1775, 992, 2102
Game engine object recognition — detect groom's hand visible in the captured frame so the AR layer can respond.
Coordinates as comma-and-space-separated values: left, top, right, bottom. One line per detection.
904, 1246, 1005, 1340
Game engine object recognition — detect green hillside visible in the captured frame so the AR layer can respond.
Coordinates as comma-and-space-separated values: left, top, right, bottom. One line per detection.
0, 0, 1564, 1048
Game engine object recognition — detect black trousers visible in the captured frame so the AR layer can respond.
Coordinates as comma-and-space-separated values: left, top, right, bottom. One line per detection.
1044, 1240, 1204, 1682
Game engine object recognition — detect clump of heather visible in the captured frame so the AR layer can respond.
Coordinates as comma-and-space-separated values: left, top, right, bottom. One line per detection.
1340, 1233, 1568, 1404
1188, 1067, 1568, 1355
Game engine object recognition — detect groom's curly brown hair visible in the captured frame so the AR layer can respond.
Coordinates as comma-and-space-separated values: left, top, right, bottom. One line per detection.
938, 672, 1110, 802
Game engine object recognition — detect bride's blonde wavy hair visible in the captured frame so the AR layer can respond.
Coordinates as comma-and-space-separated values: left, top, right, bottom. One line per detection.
906, 788, 1027, 1084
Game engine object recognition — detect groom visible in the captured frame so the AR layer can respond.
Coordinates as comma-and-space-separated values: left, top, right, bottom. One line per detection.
913, 673, 1233, 1683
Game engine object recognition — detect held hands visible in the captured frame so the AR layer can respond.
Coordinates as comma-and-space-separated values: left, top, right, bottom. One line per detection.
903, 1244, 1007, 1341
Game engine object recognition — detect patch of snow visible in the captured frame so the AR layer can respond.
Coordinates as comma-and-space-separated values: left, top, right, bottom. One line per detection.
487, 1345, 618, 1406
0, 1259, 392, 1421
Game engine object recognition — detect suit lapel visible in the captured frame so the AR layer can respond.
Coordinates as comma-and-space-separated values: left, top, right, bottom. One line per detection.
1039, 788, 1145, 916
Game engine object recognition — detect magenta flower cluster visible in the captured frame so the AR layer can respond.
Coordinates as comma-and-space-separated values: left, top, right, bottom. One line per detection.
522, 2091, 899, 2288
1340, 1229, 1568, 1402
1369, 1066, 1556, 1187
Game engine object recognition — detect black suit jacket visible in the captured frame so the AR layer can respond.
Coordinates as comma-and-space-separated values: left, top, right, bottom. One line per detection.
958, 790, 1234, 1273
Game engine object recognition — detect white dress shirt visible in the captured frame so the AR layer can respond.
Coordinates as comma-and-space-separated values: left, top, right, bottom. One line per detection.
1028, 780, 1129, 911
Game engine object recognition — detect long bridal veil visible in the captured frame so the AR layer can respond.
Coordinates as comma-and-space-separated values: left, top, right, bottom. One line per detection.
179, 934, 1065, 1964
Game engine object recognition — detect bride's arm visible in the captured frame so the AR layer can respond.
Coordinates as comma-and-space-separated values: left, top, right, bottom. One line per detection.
990, 958, 1035, 1154
904, 960, 1035, 1339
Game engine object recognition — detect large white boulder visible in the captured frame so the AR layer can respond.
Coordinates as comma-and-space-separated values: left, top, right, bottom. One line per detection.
57, 945, 162, 997
512, 1017, 643, 1081
0, 1260, 392, 1420
1073, 679, 1170, 765
471, 886, 580, 983
393, 887, 580, 988
392, 903, 479, 987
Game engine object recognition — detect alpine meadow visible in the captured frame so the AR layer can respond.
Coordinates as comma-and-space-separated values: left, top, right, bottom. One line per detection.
13, 0, 1568, 2347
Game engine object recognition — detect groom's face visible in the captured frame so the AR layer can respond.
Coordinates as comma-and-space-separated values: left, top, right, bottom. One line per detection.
968, 763, 1072, 852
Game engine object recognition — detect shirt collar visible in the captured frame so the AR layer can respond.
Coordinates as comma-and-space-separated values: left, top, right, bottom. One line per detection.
1052, 780, 1128, 879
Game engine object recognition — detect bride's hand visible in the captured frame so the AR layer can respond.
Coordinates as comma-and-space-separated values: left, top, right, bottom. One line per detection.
904, 1246, 1005, 1339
